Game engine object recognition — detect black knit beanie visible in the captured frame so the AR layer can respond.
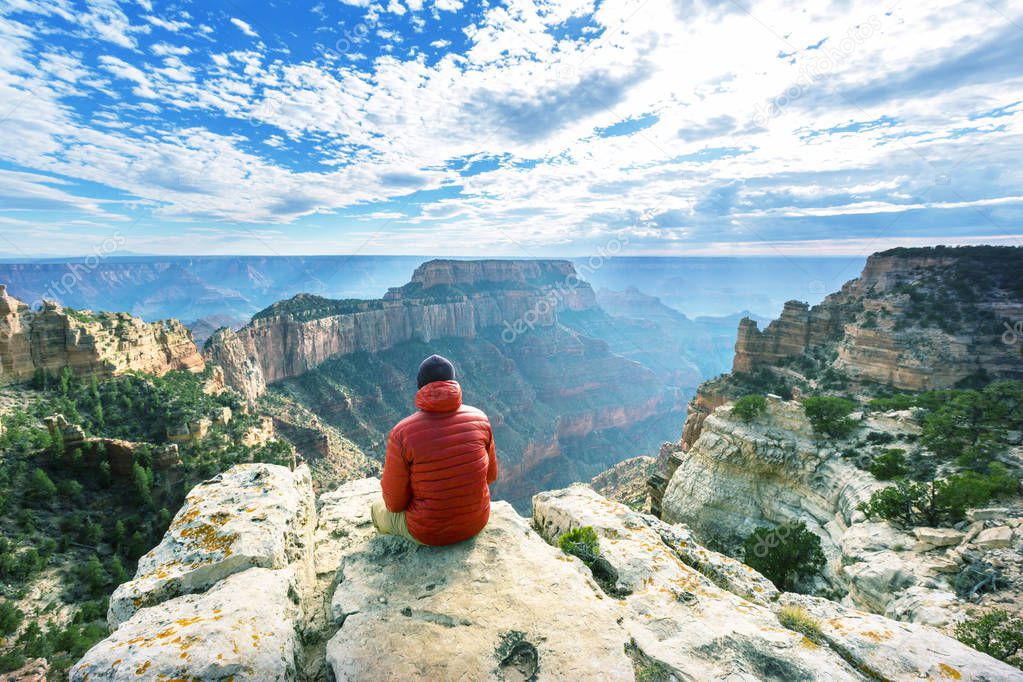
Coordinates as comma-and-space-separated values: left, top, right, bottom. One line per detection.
417, 354, 455, 388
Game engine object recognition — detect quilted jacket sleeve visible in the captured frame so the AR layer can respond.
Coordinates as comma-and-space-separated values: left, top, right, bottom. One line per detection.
381, 425, 412, 512
486, 422, 498, 485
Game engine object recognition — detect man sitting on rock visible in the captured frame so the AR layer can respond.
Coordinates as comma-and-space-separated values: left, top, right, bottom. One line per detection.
372, 354, 499, 546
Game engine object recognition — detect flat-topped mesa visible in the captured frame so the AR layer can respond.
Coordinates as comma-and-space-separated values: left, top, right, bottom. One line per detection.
207, 259, 598, 402
409, 258, 576, 288
0, 286, 204, 385
730, 245, 1023, 390
387, 258, 596, 310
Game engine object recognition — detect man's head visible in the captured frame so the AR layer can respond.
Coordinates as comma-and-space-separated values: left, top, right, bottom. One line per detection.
417, 354, 455, 389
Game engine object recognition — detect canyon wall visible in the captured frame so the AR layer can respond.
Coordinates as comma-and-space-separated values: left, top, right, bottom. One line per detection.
206, 259, 594, 403
207, 259, 683, 508
731, 247, 1023, 390
0, 285, 204, 384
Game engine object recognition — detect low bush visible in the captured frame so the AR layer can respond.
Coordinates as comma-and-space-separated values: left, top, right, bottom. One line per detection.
802, 396, 858, 438
857, 465, 1019, 527
868, 449, 907, 480
777, 605, 824, 643
732, 395, 767, 422
742, 522, 825, 592
558, 526, 600, 565
0, 601, 24, 635
954, 610, 1022, 669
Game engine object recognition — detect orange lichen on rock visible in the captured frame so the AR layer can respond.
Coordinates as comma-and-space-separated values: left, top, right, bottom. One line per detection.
938, 663, 962, 680
178, 523, 238, 556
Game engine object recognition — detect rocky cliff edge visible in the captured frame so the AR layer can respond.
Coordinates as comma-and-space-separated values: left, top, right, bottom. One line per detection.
0, 285, 204, 384
71, 463, 1020, 681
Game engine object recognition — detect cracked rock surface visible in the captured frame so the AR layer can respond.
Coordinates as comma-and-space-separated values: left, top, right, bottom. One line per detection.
73, 465, 1023, 681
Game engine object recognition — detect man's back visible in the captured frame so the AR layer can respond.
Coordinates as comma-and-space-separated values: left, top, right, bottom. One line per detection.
381, 379, 498, 546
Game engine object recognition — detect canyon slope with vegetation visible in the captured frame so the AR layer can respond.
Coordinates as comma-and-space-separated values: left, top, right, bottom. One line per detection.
3, 247, 1023, 679
647, 246, 1023, 672
0, 296, 295, 677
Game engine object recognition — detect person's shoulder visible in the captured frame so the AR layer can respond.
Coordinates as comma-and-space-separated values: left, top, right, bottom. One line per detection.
391, 411, 425, 435
457, 404, 490, 423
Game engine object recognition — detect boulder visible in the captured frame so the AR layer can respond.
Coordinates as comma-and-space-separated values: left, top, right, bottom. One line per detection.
534, 485, 862, 681
72, 568, 301, 682
968, 508, 1009, 522
108, 463, 315, 627
973, 526, 1013, 549
323, 481, 634, 681
778, 593, 1023, 681
912, 527, 965, 548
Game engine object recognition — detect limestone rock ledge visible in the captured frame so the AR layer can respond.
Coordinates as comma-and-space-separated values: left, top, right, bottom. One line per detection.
74, 466, 1021, 681
71, 568, 303, 682
321, 487, 635, 680
535, 485, 1023, 682
108, 463, 315, 627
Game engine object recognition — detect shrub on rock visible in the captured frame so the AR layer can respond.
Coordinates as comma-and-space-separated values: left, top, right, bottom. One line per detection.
954, 609, 1023, 670
742, 522, 825, 592
802, 396, 858, 438
732, 395, 768, 422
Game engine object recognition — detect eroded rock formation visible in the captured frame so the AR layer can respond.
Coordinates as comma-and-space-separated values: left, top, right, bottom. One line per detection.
661, 396, 1023, 630
205, 260, 597, 401
73, 464, 1021, 681
732, 246, 1023, 390
0, 286, 203, 384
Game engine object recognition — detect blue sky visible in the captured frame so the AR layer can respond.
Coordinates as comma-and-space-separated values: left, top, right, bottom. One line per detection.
0, 0, 1021, 257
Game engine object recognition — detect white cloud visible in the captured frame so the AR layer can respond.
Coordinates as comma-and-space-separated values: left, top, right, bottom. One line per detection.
98, 55, 158, 98
152, 42, 191, 56
144, 14, 190, 32
230, 17, 259, 38
0, 0, 1021, 256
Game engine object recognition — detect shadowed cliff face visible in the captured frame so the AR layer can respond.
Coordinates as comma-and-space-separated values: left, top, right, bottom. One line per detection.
0, 285, 204, 384
207, 259, 687, 510
732, 246, 1023, 391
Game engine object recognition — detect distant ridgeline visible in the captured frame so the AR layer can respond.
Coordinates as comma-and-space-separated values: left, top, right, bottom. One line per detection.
206, 259, 688, 509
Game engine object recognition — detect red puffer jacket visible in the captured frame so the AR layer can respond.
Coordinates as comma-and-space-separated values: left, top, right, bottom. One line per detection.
381, 380, 498, 546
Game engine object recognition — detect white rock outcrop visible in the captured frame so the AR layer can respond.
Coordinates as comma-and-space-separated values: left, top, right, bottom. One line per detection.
536, 485, 1023, 682
108, 463, 315, 626
659, 396, 1012, 628
778, 592, 1022, 681
321, 481, 635, 681
534, 485, 862, 680
74, 467, 1022, 681
71, 568, 302, 682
